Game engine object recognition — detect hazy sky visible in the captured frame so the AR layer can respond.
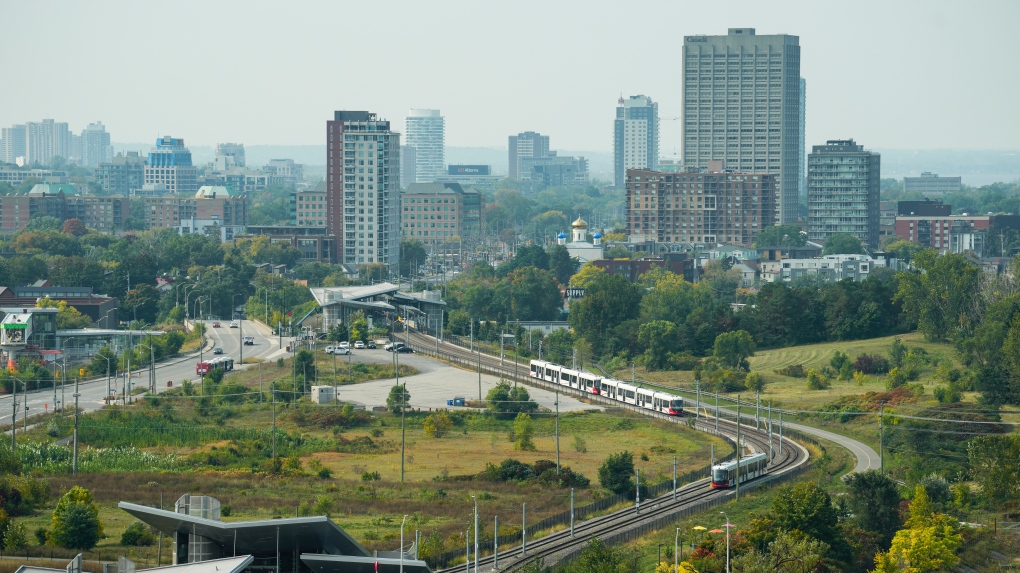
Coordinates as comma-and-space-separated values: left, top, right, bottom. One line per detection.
2, 0, 1018, 154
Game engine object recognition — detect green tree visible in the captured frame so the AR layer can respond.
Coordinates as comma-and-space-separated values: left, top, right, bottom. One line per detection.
712, 330, 755, 371
745, 372, 766, 393
399, 238, 428, 277
89, 345, 120, 378
485, 380, 538, 418
498, 267, 562, 321
753, 225, 807, 248
968, 434, 1020, 504
547, 244, 578, 285
563, 537, 636, 573
845, 470, 902, 543
123, 284, 160, 323
120, 521, 156, 546
294, 350, 315, 383
895, 250, 982, 342
823, 233, 865, 255
48, 257, 107, 292
25, 215, 62, 232
35, 298, 93, 329
348, 311, 369, 342
386, 384, 410, 414
770, 481, 841, 550
50, 486, 103, 550
513, 412, 535, 451
873, 487, 962, 573
4, 521, 28, 551
569, 262, 605, 288
598, 451, 635, 495
638, 320, 678, 370
568, 273, 643, 356
733, 531, 828, 573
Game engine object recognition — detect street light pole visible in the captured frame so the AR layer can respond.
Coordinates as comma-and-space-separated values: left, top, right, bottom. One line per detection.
721, 512, 731, 573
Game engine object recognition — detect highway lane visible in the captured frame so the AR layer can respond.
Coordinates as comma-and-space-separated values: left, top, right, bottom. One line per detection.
1, 320, 293, 428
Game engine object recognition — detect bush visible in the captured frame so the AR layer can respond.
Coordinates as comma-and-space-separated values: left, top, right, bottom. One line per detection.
806, 369, 829, 390
361, 471, 381, 481
423, 411, 453, 438
775, 364, 806, 378
668, 352, 701, 371
933, 385, 961, 404
50, 486, 103, 550
513, 413, 535, 451
573, 435, 588, 453
830, 351, 851, 371
854, 354, 890, 375
745, 372, 765, 393
889, 338, 907, 367
886, 367, 907, 390
120, 521, 156, 546
5, 521, 28, 550
35, 527, 48, 545
598, 451, 635, 494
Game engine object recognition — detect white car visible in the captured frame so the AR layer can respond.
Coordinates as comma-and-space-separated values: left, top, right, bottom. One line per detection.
354, 341, 365, 349
325, 346, 335, 354
338, 341, 351, 348
229, 320, 239, 328
334, 347, 351, 355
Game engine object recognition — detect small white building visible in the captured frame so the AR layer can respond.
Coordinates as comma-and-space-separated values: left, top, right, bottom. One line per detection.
311, 385, 336, 404
760, 254, 887, 284
559, 215, 603, 263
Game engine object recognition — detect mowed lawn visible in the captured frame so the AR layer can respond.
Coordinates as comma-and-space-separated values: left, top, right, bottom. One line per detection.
748, 332, 959, 409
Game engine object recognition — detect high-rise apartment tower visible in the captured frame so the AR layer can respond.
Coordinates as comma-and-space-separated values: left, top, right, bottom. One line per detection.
682, 28, 802, 224
326, 111, 401, 267
508, 132, 550, 179
405, 109, 445, 183
807, 139, 880, 249
614, 95, 659, 189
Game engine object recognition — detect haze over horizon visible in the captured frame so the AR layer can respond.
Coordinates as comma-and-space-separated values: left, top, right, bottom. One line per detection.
2, 0, 1018, 154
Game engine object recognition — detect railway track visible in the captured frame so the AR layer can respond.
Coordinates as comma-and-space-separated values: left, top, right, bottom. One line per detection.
402, 332, 810, 572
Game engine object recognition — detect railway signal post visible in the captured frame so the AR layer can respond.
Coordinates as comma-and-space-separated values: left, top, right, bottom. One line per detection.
672, 456, 677, 501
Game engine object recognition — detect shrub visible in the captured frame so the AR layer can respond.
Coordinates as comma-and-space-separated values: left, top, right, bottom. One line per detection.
361, 471, 381, 481
889, 338, 907, 367
886, 367, 907, 390
668, 352, 701, 371
423, 412, 453, 438
598, 451, 635, 494
317, 468, 333, 479
120, 521, 156, 546
838, 361, 854, 381
854, 354, 890, 375
806, 369, 829, 390
775, 364, 806, 378
830, 351, 851, 371
745, 372, 765, 393
573, 435, 588, 453
5, 521, 28, 550
933, 385, 961, 404
513, 413, 535, 451
50, 486, 103, 550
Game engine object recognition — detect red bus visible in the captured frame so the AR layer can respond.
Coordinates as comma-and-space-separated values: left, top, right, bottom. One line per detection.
196, 361, 212, 375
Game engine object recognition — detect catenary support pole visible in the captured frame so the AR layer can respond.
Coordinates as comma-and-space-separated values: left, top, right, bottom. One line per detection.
736, 394, 741, 501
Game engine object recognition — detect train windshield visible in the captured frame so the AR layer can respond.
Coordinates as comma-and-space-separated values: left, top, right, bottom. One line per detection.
713, 467, 728, 482
670, 399, 683, 409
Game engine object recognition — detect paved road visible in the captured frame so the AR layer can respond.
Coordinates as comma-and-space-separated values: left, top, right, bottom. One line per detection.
326, 350, 597, 412
784, 420, 881, 472
1, 320, 293, 427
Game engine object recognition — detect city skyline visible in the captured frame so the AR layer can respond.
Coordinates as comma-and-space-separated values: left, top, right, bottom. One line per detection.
1, 0, 1017, 154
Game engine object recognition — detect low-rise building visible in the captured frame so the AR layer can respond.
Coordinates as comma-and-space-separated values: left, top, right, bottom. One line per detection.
241, 225, 337, 263
292, 182, 327, 227
433, 165, 502, 189
0, 184, 128, 232
894, 210, 1020, 255
401, 182, 483, 248
904, 172, 962, 196
591, 255, 694, 283
96, 151, 146, 195
145, 186, 247, 235
760, 254, 888, 284
0, 167, 67, 185
519, 156, 589, 193
0, 284, 118, 327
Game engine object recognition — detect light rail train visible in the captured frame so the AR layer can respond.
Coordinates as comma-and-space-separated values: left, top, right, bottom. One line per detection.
710, 452, 768, 488
529, 359, 684, 415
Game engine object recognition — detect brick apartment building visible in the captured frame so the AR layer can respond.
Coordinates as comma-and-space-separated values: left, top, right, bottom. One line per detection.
894, 199, 1020, 253
625, 165, 776, 247
0, 184, 129, 233
144, 186, 247, 231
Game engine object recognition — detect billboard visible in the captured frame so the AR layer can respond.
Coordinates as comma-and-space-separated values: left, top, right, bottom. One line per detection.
448, 165, 491, 176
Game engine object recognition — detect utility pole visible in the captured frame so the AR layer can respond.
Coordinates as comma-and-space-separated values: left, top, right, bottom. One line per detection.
477, 324, 482, 402
10, 379, 16, 461
494, 516, 499, 570
696, 380, 700, 418
272, 387, 277, 464
73, 372, 80, 474
399, 343, 406, 483
755, 391, 760, 430
879, 401, 884, 474
768, 400, 773, 460
715, 391, 719, 433
673, 456, 677, 501
635, 468, 640, 513
735, 394, 741, 501
779, 411, 784, 456
555, 388, 560, 474
570, 489, 574, 537
521, 503, 526, 556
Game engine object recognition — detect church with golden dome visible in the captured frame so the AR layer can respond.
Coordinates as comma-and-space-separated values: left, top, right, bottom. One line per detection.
556, 215, 604, 262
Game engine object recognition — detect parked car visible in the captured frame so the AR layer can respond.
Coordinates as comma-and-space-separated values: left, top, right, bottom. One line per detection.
325, 346, 335, 354
338, 341, 351, 348
366, 341, 377, 349
395, 346, 414, 353
384, 342, 402, 351
334, 347, 351, 355
354, 341, 365, 349
213, 347, 223, 355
